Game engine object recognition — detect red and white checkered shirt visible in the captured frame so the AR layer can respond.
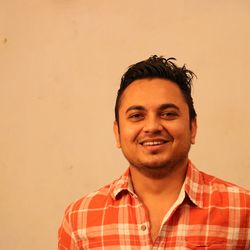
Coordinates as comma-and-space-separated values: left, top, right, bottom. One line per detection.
58, 162, 250, 249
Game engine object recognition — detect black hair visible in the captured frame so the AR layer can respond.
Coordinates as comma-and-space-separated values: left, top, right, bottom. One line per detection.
115, 55, 197, 126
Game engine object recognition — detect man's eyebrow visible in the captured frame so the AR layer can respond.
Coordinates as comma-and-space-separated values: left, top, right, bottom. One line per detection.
125, 103, 180, 114
159, 103, 180, 111
125, 105, 145, 113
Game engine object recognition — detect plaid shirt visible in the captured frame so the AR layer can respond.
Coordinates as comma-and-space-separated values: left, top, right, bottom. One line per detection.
58, 162, 250, 249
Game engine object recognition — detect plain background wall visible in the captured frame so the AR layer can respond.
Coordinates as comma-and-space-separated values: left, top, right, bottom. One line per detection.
1, 0, 250, 249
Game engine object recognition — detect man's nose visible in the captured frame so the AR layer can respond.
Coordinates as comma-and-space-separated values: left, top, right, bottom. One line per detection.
142, 116, 163, 134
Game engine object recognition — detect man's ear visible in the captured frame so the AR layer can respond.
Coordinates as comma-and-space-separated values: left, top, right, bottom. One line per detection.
191, 118, 197, 145
113, 121, 121, 148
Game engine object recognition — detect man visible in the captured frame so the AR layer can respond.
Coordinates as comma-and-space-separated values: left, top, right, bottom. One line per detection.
58, 55, 250, 249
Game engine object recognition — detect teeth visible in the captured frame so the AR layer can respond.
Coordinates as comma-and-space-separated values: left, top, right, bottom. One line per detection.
143, 141, 165, 146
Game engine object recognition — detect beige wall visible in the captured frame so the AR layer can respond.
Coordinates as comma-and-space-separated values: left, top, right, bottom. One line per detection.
1, 0, 250, 249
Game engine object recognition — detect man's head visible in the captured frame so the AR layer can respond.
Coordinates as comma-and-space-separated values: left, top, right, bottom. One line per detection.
113, 55, 197, 178
115, 55, 196, 127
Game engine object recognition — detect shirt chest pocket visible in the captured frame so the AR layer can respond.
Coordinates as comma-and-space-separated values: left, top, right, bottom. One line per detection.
185, 241, 245, 249
185, 242, 224, 249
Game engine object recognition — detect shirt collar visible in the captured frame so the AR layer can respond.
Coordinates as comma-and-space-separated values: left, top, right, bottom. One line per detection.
184, 161, 204, 208
111, 168, 135, 200
111, 161, 205, 208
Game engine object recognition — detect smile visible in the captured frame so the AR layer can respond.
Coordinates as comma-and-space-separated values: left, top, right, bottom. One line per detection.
140, 140, 169, 146
142, 141, 165, 146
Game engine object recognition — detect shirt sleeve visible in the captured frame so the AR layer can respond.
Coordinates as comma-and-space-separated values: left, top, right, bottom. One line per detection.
58, 207, 78, 250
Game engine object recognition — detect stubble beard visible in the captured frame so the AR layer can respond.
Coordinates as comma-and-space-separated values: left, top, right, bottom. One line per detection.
126, 145, 191, 179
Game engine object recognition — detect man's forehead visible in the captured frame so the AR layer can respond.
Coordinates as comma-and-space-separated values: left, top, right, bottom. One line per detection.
119, 79, 185, 109
122, 78, 181, 96
125, 103, 180, 113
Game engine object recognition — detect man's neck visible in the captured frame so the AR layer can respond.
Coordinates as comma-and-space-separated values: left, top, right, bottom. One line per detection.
130, 161, 188, 199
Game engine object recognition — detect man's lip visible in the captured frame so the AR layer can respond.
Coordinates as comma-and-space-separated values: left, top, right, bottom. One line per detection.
139, 138, 170, 146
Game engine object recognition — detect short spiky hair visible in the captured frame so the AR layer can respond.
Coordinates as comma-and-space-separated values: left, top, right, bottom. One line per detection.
115, 55, 197, 126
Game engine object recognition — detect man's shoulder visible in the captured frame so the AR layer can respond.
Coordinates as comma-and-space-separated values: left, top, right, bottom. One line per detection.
65, 182, 114, 215
187, 163, 250, 209
64, 169, 131, 217
198, 168, 250, 208
189, 163, 249, 192
200, 169, 249, 194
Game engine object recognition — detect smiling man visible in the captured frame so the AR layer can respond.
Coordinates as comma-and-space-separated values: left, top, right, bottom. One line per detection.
58, 56, 250, 249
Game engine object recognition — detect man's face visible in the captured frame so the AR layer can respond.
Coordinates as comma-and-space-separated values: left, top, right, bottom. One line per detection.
114, 78, 197, 178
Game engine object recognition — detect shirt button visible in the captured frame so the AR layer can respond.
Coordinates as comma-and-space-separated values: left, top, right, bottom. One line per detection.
141, 225, 147, 231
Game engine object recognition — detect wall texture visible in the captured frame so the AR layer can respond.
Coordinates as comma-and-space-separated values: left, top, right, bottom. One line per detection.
1, 0, 249, 249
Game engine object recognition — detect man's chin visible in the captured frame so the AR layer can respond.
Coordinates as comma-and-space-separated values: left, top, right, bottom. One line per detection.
130, 161, 175, 179
141, 158, 173, 168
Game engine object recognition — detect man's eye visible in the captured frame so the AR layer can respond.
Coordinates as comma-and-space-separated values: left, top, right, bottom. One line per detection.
128, 113, 143, 120
161, 112, 178, 119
